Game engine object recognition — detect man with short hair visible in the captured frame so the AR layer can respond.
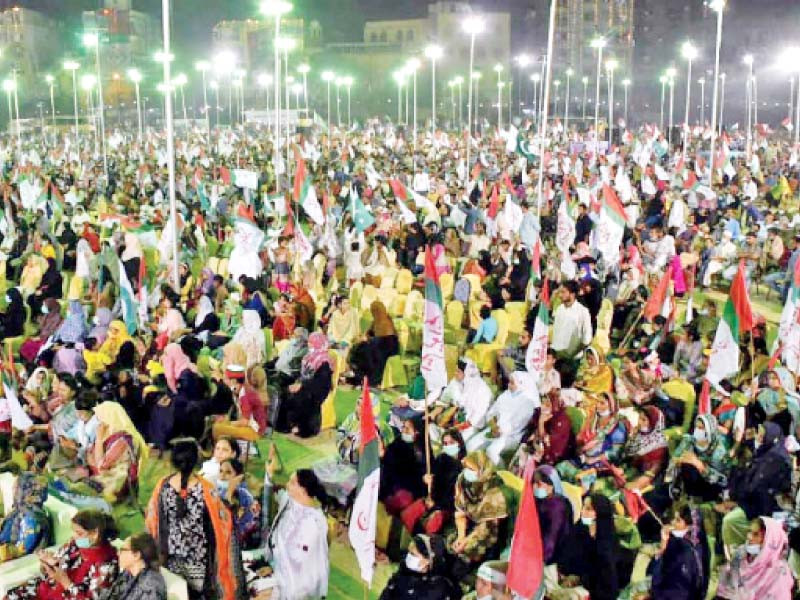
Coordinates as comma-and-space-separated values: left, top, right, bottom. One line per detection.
551, 281, 593, 360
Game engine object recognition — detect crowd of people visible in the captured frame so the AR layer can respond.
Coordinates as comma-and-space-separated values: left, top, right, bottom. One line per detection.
0, 108, 792, 600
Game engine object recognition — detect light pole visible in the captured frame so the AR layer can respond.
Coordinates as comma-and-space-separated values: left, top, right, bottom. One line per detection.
160, 0, 179, 291
719, 72, 726, 135
211, 50, 234, 125
605, 58, 617, 143
257, 73, 273, 113
406, 57, 420, 149
591, 37, 606, 137
63, 60, 80, 140
454, 75, 463, 128
707, 0, 725, 185
531, 73, 541, 126
447, 80, 455, 126
174, 73, 188, 121
392, 71, 404, 125
195, 60, 211, 136
2, 80, 13, 136
127, 68, 143, 142
45, 74, 55, 127
81, 74, 98, 154
291, 81, 302, 111
335, 77, 342, 127
494, 64, 504, 128
261, 0, 293, 194
667, 67, 676, 145
778, 48, 800, 148
343, 76, 353, 127
277, 36, 296, 176
698, 77, 706, 125
425, 44, 443, 133
553, 80, 561, 117
463, 14, 484, 192
622, 78, 630, 126
322, 70, 334, 135
743, 53, 754, 158
790, 77, 795, 125
515, 54, 531, 116
471, 71, 482, 131
536, 0, 557, 214
681, 41, 698, 161
209, 81, 220, 128
564, 67, 573, 131
297, 63, 310, 114
83, 32, 107, 178
659, 75, 667, 131
581, 75, 588, 121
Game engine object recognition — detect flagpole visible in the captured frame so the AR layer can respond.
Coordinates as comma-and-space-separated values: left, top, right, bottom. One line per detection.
535, 0, 557, 217
162, 0, 180, 291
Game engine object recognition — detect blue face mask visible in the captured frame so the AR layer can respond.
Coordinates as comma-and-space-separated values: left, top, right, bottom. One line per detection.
534, 487, 548, 499
217, 480, 229, 494
75, 537, 92, 549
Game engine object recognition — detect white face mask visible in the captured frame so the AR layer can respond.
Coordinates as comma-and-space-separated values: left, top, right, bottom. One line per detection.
745, 543, 761, 556
581, 516, 595, 526
597, 409, 611, 418
442, 443, 460, 458
693, 429, 708, 444
671, 528, 688, 538
462, 468, 478, 483
401, 432, 415, 444
405, 553, 426, 573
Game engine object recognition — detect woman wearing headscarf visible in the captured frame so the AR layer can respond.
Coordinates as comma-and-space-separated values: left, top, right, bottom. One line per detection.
54, 300, 88, 345
148, 344, 205, 450
549, 493, 619, 600
231, 309, 265, 369
0, 288, 25, 340
267, 327, 308, 388
650, 504, 710, 600
717, 516, 794, 600
88, 307, 112, 345
27, 257, 62, 316
121, 232, 143, 290
155, 307, 186, 351
379, 534, 460, 600
98, 320, 133, 366
448, 451, 508, 574
380, 416, 429, 516
534, 466, 574, 566
278, 332, 334, 438
192, 295, 220, 337
349, 300, 399, 385
465, 371, 538, 466
575, 393, 629, 471
199, 267, 215, 297
431, 358, 493, 433
624, 405, 669, 489
666, 414, 732, 501
531, 388, 575, 466
289, 282, 317, 332
20, 298, 63, 364
18, 254, 44, 298
575, 346, 614, 395
73, 238, 94, 296
756, 369, 795, 436
723, 422, 793, 553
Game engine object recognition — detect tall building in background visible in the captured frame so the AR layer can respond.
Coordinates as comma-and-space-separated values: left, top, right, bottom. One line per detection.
0, 7, 60, 84
82, 0, 158, 74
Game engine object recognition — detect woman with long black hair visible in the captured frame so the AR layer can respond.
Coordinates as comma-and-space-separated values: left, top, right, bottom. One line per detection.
146, 438, 244, 600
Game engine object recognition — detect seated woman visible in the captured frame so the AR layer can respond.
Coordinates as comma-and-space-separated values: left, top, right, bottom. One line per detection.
623, 405, 669, 491
19, 298, 63, 365
5, 509, 119, 600
666, 414, 732, 502
525, 388, 575, 468
575, 347, 614, 395
21, 367, 51, 422
0, 473, 51, 562
400, 429, 466, 536
266, 327, 308, 390
447, 451, 508, 577
326, 295, 359, 355
192, 295, 220, 339
88, 308, 113, 346
426, 359, 492, 437
380, 416, 428, 516
258, 469, 329, 600
54, 301, 88, 345
467, 305, 498, 345
272, 294, 296, 342
154, 306, 186, 352
650, 504, 710, 600
212, 365, 268, 440
533, 466, 574, 566
27, 257, 62, 317
232, 309, 266, 369
69, 401, 148, 505
218, 458, 261, 550
549, 494, 619, 600
102, 532, 167, 600
277, 333, 334, 438
0, 288, 25, 341
717, 516, 795, 600
463, 371, 537, 466
199, 436, 241, 486
18, 254, 44, 299
98, 321, 135, 372
379, 534, 459, 600
755, 369, 796, 435
148, 344, 206, 451
349, 301, 399, 385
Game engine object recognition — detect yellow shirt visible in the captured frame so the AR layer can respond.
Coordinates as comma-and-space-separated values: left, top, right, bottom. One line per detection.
83, 349, 113, 384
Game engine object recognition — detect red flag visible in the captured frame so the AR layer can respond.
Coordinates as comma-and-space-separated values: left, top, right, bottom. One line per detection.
293, 155, 307, 203
219, 166, 231, 186
622, 489, 652, 523
643, 269, 672, 322
531, 238, 541, 281
541, 278, 550, 308
507, 460, 544, 599
488, 184, 499, 219
683, 170, 697, 191
730, 260, 754, 334
503, 172, 515, 194
470, 161, 483, 181
282, 194, 295, 237
699, 379, 712, 415
138, 251, 146, 294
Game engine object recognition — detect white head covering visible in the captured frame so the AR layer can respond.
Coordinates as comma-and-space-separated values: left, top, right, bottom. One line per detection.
232, 309, 266, 368
457, 358, 493, 428
194, 295, 214, 328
